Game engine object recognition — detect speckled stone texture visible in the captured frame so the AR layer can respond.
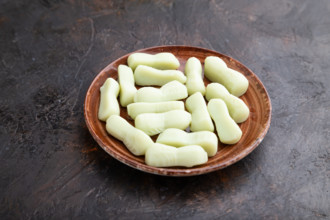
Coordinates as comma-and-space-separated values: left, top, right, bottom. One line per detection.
0, 0, 329, 219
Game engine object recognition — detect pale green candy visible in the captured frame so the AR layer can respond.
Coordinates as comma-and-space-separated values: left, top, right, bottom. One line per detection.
204, 56, 249, 97
127, 101, 184, 119
118, 65, 137, 107
134, 65, 186, 86
98, 78, 120, 121
186, 92, 214, 132
206, 83, 250, 123
106, 115, 153, 156
156, 128, 218, 157
135, 110, 191, 136
208, 99, 242, 144
127, 52, 180, 70
185, 57, 205, 95
134, 80, 188, 103
145, 143, 208, 168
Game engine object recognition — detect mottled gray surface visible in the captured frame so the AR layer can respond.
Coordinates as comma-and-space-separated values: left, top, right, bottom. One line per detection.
0, 0, 329, 219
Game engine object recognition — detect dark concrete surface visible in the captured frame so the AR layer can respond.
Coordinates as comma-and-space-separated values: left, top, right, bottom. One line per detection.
0, 0, 329, 219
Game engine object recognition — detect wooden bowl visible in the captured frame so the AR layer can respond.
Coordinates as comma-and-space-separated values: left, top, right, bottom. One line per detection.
84, 45, 271, 176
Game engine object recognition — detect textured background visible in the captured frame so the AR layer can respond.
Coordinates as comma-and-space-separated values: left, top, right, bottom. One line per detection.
0, 0, 329, 219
